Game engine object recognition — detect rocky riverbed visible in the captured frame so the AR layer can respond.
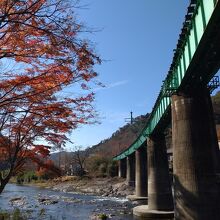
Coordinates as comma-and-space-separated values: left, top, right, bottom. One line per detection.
0, 178, 136, 220
45, 176, 135, 197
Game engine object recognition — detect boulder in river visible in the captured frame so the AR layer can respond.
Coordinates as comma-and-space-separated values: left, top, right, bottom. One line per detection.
37, 197, 58, 205
9, 197, 26, 207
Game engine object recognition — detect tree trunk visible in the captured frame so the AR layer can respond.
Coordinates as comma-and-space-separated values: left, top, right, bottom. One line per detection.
0, 171, 12, 194
0, 179, 8, 194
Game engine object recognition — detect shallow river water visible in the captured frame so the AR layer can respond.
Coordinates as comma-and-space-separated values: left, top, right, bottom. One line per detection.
0, 184, 134, 220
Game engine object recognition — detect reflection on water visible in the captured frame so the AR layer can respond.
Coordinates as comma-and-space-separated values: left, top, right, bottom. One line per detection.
0, 184, 134, 220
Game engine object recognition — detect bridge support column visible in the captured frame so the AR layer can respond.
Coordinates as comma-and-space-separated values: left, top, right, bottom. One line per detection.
147, 134, 173, 211
126, 153, 135, 187
118, 158, 126, 178
135, 145, 148, 198
171, 88, 220, 220
127, 144, 148, 202
133, 133, 174, 218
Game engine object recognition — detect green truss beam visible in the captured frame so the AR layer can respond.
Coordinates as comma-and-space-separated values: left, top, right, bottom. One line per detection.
113, 0, 220, 161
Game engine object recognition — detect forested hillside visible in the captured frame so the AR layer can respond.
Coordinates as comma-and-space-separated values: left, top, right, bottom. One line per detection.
89, 114, 150, 157
51, 91, 220, 171
52, 114, 150, 161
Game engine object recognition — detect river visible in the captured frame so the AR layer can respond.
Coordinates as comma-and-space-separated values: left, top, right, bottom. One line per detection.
0, 184, 134, 220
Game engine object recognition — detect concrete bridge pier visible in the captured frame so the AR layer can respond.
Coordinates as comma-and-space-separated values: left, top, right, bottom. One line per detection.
118, 157, 126, 178
127, 144, 148, 202
172, 88, 220, 220
133, 133, 174, 219
126, 153, 135, 187
135, 145, 148, 198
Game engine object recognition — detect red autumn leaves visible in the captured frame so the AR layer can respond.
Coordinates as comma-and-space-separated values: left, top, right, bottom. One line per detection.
0, 0, 100, 191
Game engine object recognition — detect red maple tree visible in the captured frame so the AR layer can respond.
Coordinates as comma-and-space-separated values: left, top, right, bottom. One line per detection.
0, 0, 101, 193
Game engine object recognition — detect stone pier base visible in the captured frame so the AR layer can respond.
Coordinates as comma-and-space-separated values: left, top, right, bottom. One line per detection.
127, 195, 148, 205
133, 205, 174, 219
127, 195, 148, 202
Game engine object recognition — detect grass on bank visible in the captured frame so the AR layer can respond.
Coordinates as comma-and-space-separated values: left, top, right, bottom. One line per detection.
0, 208, 27, 220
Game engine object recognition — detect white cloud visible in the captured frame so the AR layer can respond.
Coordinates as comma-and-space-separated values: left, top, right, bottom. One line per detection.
94, 80, 128, 91
107, 80, 129, 88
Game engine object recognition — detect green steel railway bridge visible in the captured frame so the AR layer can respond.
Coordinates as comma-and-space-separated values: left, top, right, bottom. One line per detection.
113, 0, 220, 219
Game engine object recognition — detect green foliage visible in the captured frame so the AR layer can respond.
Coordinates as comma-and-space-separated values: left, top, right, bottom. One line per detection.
98, 213, 108, 220
12, 209, 25, 220
16, 173, 24, 184
98, 163, 107, 176
86, 156, 109, 177
0, 211, 10, 219
16, 171, 38, 184
86, 155, 118, 177
107, 161, 118, 177
39, 208, 46, 217
0, 209, 27, 220
38, 172, 49, 181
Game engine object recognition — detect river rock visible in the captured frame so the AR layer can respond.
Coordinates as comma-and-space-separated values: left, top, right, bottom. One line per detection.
9, 197, 26, 207
38, 197, 58, 205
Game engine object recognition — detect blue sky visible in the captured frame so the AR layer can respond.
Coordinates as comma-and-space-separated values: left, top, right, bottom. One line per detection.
67, 1, 217, 149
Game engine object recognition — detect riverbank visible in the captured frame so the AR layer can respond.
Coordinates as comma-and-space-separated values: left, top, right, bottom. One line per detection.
26, 176, 135, 198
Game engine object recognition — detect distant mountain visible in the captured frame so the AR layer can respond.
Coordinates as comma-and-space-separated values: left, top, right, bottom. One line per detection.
51, 91, 220, 167
50, 114, 150, 166
87, 114, 150, 157
50, 151, 72, 167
